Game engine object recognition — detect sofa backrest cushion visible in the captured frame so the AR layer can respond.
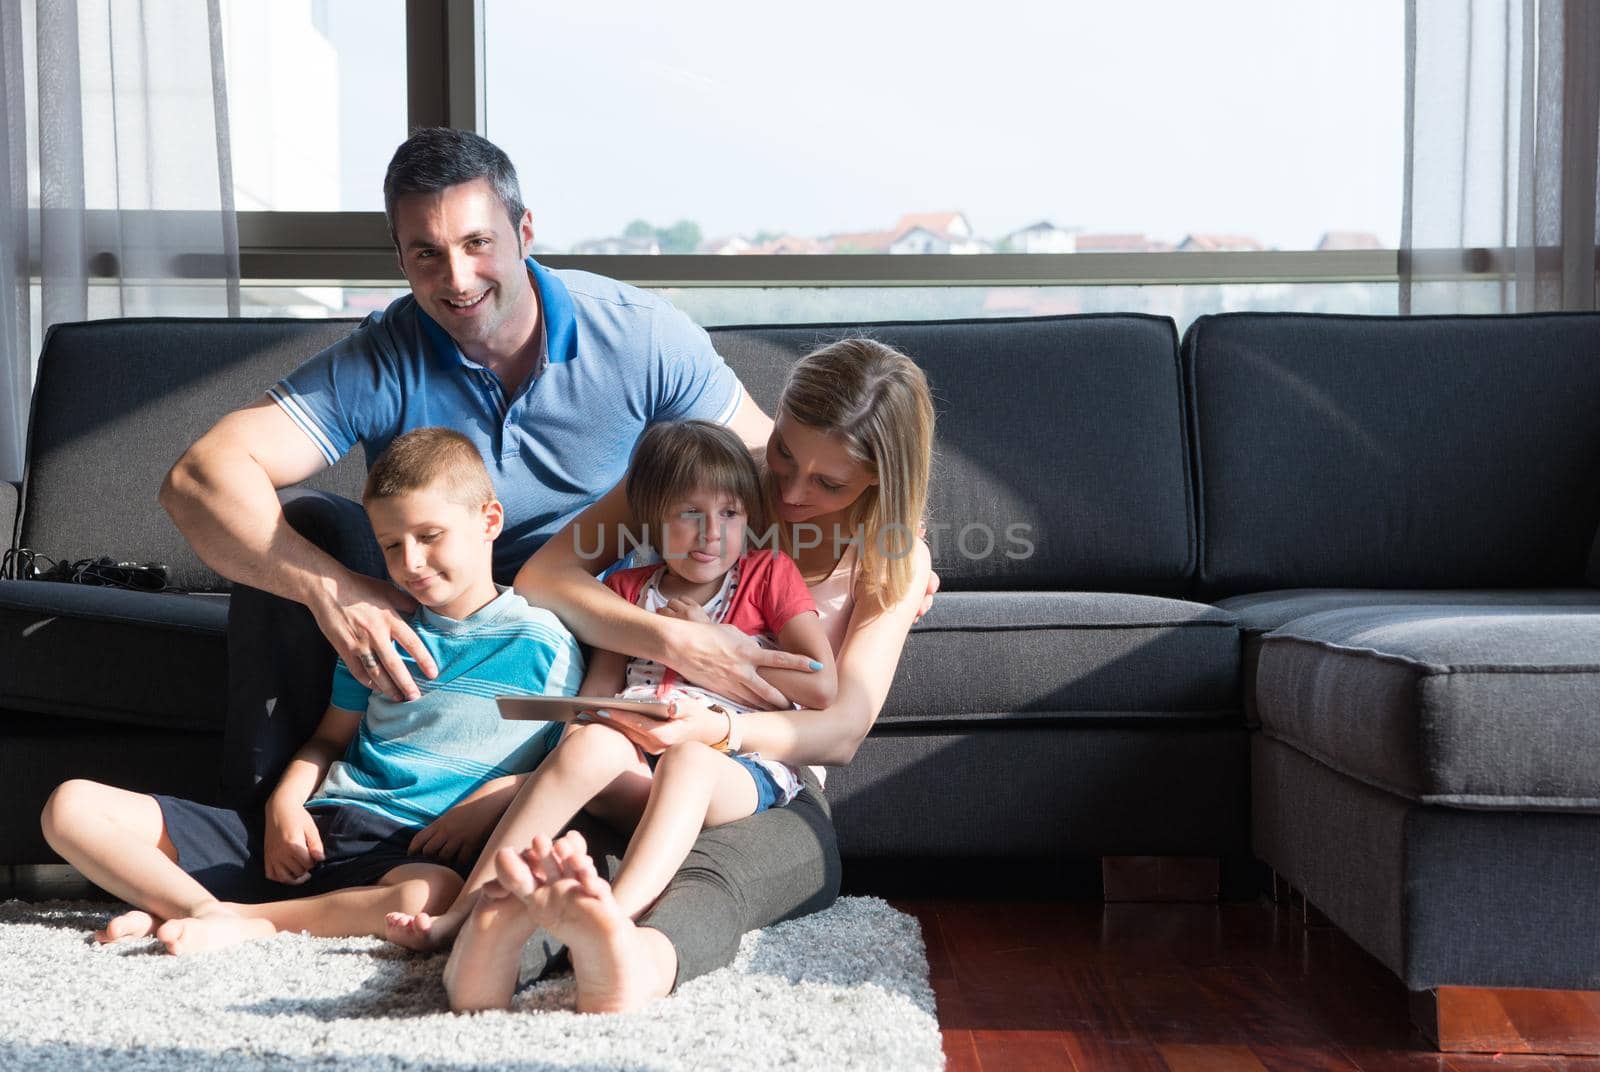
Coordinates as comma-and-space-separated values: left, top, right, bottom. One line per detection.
22, 318, 367, 592
711, 315, 1195, 592
1184, 312, 1600, 597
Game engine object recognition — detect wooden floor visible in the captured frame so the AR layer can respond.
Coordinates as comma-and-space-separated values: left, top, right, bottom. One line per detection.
9, 868, 1595, 1070
891, 898, 1600, 1072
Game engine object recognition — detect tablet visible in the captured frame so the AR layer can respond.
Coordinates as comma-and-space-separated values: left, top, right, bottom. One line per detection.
497, 696, 676, 723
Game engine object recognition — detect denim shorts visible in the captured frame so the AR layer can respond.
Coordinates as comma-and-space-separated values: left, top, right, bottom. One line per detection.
643, 751, 786, 813
729, 753, 784, 813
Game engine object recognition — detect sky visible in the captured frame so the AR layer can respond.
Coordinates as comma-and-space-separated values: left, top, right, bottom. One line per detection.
308, 0, 1405, 252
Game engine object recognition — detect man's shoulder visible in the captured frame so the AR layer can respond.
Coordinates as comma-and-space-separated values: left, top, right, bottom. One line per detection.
550, 266, 667, 314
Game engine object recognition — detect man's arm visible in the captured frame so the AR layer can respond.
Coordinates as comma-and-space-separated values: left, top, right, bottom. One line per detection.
724, 387, 773, 449
159, 398, 436, 700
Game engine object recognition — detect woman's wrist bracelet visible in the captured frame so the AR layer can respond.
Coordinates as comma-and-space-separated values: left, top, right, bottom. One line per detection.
708, 703, 740, 753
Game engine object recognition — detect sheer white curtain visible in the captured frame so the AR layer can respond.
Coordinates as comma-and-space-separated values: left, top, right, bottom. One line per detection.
0, 0, 238, 482
1403, 0, 1600, 313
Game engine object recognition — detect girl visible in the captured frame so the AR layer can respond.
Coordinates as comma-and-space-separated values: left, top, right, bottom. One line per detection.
442, 336, 937, 1014
385, 420, 836, 949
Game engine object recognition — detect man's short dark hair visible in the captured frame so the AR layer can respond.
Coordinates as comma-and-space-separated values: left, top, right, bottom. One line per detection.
382, 128, 527, 247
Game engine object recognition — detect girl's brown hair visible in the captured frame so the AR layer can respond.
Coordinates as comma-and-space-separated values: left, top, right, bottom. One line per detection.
626, 420, 766, 547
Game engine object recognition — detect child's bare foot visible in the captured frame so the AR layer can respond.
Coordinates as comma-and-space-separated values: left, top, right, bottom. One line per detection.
385, 904, 469, 952
519, 832, 672, 1014
154, 905, 274, 955
442, 879, 545, 1012
95, 909, 158, 944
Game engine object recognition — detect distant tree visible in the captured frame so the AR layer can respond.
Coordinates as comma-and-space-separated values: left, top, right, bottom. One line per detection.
657, 219, 703, 254
623, 219, 655, 240
752, 230, 782, 244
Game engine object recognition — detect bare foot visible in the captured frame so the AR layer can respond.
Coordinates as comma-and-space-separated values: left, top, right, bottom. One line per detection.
154, 906, 275, 955
385, 904, 470, 952
516, 832, 674, 1015
95, 909, 158, 944
442, 879, 544, 1012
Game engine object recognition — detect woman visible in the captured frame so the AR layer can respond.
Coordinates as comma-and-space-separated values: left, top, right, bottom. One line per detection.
444, 337, 937, 1013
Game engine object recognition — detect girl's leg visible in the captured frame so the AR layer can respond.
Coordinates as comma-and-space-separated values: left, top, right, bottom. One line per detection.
386, 722, 650, 950
608, 742, 759, 919
39, 779, 214, 942
156, 862, 463, 955
448, 746, 753, 1011
452, 772, 838, 1014
445, 831, 680, 1014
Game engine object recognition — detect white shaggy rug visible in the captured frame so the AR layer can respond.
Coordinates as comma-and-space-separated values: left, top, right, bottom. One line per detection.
0, 896, 942, 1072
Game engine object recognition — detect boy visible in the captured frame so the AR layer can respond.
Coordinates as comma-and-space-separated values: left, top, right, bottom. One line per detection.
39, 427, 582, 954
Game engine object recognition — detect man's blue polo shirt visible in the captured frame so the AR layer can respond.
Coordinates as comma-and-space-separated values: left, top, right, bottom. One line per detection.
269, 257, 742, 581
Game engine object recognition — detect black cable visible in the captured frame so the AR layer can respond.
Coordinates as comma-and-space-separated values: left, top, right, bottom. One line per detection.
0, 548, 173, 592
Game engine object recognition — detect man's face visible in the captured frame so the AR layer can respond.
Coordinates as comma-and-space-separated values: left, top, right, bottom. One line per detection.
392, 178, 538, 359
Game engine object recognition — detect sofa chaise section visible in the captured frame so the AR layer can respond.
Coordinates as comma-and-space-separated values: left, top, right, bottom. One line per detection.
1186, 311, 1600, 1022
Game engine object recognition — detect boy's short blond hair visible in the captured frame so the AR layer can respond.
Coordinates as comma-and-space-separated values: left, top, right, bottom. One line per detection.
362, 427, 496, 506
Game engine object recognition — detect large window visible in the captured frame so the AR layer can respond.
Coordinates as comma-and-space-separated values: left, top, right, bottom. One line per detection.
483, 0, 1402, 257
220, 0, 406, 213
235, 2, 1430, 321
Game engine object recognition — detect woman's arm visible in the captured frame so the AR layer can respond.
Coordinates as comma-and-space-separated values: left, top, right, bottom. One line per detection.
516, 482, 816, 709
598, 541, 932, 768
579, 646, 631, 699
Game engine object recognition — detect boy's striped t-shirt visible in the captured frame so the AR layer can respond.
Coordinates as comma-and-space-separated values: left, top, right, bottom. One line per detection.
307, 586, 583, 828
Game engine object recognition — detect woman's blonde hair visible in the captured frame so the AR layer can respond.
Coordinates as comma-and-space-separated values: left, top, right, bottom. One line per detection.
774, 338, 935, 610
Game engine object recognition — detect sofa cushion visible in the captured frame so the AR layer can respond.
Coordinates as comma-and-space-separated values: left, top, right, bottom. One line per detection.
712, 316, 1196, 593
880, 591, 1239, 725
1183, 312, 1600, 598
0, 581, 228, 731
23, 319, 368, 593
1255, 603, 1600, 808
1217, 588, 1600, 724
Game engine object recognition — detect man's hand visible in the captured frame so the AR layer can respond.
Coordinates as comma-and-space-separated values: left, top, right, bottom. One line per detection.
264, 799, 324, 885
408, 780, 518, 866
309, 572, 438, 702
667, 620, 818, 709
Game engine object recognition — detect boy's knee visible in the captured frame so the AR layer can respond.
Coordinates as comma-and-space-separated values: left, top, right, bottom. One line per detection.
395, 873, 461, 916
40, 779, 104, 840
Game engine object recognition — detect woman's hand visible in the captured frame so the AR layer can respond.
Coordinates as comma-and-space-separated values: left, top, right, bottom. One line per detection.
585, 697, 726, 755
665, 619, 817, 708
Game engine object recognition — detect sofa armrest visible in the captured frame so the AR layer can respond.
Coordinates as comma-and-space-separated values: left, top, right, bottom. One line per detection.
0, 480, 17, 549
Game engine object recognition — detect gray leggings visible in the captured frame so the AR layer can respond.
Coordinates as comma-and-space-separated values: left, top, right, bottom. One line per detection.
221, 489, 842, 989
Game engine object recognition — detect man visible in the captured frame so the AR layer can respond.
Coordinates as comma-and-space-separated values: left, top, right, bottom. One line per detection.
162, 129, 814, 813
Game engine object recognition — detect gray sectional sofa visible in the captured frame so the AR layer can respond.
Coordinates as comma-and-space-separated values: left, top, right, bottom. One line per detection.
1, 310, 1597, 1002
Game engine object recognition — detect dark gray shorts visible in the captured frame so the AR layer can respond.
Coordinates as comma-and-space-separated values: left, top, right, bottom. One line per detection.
154, 794, 468, 904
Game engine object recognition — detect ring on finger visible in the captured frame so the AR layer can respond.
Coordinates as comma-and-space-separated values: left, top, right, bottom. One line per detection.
359, 653, 379, 669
